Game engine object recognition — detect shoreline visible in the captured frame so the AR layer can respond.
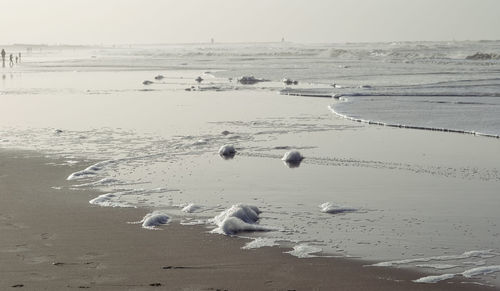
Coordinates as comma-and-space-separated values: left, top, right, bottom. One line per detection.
327, 102, 500, 139
278, 88, 500, 139
0, 149, 495, 290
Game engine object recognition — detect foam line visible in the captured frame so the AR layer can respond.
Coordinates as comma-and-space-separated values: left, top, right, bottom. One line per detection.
328, 104, 500, 139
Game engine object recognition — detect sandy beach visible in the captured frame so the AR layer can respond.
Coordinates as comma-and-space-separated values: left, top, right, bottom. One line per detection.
2, 1, 500, 289
0, 149, 495, 290
1, 40, 500, 290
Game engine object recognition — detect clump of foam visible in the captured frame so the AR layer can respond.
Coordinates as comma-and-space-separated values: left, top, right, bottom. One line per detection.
192, 139, 209, 146
286, 244, 322, 258
319, 202, 357, 214
89, 188, 169, 208
211, 204, 272, 235
242, 238, 278, 250
413, 265, 500, 284
218, 144, 236, 158
462, 265, 500, 278
282, 150, 304, 167
372, 249, 496, 267
89, 193, 121, 207
67, 160, 115, 180
140, 211, 170, 229
413, 273, 456, 284
282, 151, 303, 163
181, 203, 202, 213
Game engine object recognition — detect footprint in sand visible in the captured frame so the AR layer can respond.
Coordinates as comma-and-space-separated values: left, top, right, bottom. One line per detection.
1, 244, 30, 254
78, 252, 105, 261
27, 272, 57, 281
0, 214, 26, 230
38, 232, 56, 247
77, 252, 105, 269
40, 232, 54, 240
26, 255, 56, 265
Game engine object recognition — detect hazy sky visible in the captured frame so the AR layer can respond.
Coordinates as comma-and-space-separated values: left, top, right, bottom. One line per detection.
1, 0, 499, 45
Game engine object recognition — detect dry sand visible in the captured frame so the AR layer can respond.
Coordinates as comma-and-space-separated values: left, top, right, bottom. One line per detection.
0, 149, 495, 290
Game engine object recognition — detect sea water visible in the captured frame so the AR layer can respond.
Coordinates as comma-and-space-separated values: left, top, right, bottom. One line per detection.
1, 41, 500, 286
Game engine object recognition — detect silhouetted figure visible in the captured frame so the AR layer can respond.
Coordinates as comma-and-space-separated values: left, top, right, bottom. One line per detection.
18, 52, 21, 63
9, 54, 14, 67
15, 56, 18, 64
1, 49, 5, 67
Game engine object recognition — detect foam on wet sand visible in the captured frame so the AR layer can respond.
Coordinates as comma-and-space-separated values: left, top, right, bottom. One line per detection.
211, 204, 273, 235
66, 160, 115, 180
181, 203, 202, 213
241, 237, 279, 250
413, 265, 500, 284
140, 211, 170, 229
0, 148, 493, 290
286, 244, 323, 258
218, 144, 236, 157
372, 250, 496, 267
319, 202, 357, 214
281, 150, 304, 163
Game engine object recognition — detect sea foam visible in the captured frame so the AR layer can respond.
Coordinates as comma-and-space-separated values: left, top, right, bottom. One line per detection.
372, 250, 496, 267
67, 160, 115, 180
242, 238, 278, 250
286, 244, 322, 258
89, 188, 170, 208
89, 193, 125, 207
413, 273, 456, 284
211, 204, 272, 235
462, 265, 500, 278
281, 150, 304, 163
140, 211, 170, 229
218, 144, 236, 157
319, 202, 357, 214
413, 265, 500, 284
181, 203, 202, 213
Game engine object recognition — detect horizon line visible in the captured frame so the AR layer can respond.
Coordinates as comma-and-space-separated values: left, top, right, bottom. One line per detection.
1, 39, 499, 48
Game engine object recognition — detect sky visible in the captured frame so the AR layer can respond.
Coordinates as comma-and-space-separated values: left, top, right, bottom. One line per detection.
1, 0, 499, 45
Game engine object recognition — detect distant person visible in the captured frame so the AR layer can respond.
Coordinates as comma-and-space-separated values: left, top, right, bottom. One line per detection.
9, 54, 14, 67
1, 49, 5, 67
18, 52, 21, 63
15, 56, 18, 64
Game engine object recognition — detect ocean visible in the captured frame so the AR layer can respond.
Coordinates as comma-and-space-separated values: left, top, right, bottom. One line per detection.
1, 41, 500, 286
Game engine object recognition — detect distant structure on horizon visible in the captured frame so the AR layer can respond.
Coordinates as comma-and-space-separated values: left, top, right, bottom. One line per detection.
211, 38, 214, 44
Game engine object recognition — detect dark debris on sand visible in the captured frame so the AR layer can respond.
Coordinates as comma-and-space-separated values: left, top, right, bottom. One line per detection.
149, 283, 162, 287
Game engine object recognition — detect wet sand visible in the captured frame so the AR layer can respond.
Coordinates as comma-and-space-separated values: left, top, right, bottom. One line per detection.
0, 149, 495, 290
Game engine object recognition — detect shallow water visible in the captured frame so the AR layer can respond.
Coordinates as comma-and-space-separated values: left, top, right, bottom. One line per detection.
1, 42, 500, 286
